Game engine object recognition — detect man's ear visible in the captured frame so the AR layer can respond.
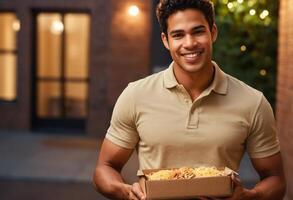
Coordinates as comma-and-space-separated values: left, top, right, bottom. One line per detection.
161, 32, 170, 50
211, 24, 218, 42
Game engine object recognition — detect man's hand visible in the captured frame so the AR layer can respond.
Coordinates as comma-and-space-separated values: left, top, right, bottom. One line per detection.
126, 182, 146, 200
222, 174, 259, 200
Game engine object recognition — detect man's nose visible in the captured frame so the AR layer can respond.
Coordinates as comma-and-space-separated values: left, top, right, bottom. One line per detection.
183, 35, 197, 48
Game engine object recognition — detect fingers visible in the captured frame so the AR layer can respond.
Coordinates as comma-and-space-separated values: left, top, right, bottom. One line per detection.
224, 174, 245, 200
231, 173, 242, 187
128, 191, 140, 200
128, 182, 146, 200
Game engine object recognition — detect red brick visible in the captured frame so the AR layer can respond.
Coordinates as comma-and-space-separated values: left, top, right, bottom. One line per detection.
277, 0, 293, 198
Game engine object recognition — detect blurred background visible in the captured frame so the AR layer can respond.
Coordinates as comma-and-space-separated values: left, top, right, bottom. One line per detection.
0, 0, 292, 199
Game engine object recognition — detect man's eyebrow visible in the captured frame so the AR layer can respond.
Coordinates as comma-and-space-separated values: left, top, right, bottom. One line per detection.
191, 25, 206, 31
169, 25, 207, 35
169, 29, 184, 35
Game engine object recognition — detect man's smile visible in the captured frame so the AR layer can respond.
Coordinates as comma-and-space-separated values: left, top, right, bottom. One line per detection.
181, 49, 204, 62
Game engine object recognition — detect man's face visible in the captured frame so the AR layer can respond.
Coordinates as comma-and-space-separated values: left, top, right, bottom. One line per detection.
161, 9, 217, 74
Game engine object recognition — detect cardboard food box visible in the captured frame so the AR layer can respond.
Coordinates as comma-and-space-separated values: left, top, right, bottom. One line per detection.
138, 167, 234, 200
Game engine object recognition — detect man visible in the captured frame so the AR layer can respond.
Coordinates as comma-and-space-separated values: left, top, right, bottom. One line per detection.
93, 0, 286, 199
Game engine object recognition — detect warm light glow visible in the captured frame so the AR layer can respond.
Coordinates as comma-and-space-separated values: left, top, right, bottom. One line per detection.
237, 0, 243, 4
12, 19, 20, 32
50, 20, 64, 34
128, 5, 140, 16
249, 9, 256, 16
260, 69, 267, 76
227, 2, 234, 9
240, 45, 247, 52
260, 10, 269, 19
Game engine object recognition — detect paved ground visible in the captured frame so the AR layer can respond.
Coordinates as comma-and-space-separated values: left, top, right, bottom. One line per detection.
0, 130, 258, 199
0, 179, 105, 200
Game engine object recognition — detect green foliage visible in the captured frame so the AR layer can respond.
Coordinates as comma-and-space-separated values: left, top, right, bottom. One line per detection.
212, 0, 278, 107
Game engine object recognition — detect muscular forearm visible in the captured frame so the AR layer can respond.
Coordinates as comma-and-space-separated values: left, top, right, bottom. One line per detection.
253, 175, 286, 200
93, 164, 131, 199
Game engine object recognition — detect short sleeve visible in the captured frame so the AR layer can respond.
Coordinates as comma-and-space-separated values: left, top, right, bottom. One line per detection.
246, 95, 280, 158
106, 84, 139, 149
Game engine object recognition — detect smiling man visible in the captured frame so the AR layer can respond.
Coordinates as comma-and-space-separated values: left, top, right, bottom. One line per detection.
93, 0, 286, 200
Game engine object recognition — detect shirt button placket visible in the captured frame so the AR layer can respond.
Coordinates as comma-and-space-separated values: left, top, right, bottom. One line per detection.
187, 101, 201, 129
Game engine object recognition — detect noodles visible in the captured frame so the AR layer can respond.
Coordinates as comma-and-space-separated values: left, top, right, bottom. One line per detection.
146, 167, 225, 181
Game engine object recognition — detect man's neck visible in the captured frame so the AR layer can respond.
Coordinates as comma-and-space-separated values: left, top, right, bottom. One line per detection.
173, 63, 215, 101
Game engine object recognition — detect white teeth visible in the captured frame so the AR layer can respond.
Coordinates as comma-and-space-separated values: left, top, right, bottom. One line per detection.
184, 53, 199, 58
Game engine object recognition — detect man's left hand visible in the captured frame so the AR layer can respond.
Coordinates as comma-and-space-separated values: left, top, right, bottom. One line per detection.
222, 174, 259, 200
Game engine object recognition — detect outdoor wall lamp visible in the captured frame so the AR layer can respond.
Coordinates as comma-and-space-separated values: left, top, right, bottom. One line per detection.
128, 5, 140, 16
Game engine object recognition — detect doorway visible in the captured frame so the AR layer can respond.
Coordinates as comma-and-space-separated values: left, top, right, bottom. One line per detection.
32, 12, 90, 133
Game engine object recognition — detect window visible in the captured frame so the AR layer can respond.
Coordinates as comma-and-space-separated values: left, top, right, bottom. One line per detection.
0, 12, 19, 101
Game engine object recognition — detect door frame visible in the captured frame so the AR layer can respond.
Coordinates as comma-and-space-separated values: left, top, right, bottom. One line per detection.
31, 10, 91, 133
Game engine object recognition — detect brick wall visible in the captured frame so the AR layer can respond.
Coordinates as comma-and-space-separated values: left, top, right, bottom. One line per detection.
277, 0, 293, 199
108, 0, 152, 106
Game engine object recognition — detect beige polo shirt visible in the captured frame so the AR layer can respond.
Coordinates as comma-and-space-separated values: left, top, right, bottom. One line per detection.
106, 62, 280, 171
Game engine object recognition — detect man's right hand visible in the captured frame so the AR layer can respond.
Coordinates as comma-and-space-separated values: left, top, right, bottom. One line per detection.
126, 182, 146, 200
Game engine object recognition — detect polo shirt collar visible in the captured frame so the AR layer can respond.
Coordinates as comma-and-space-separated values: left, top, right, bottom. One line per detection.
163, 61, 228, 95
163, 62, 178, 89
210, 61, 228, 95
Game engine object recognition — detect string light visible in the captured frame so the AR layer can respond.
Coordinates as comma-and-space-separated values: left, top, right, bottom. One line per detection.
237, 0, 243, 4
260, 10, 269, 19
249, 9, 256, 16
259, 69, 267, 76
240, 45, 247, 52
227, 2, 234, 10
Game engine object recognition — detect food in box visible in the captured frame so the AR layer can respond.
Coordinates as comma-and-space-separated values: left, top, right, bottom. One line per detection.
138, 166, 235, 199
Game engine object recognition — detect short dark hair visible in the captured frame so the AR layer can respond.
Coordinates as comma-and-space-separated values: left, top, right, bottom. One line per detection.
156, 0, 215, 34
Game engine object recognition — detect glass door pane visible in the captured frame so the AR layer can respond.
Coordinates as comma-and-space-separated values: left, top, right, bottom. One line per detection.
0, 54, 17, 100
0, 12, 18, 101
65, 82, 87, 118
0, 13, 18, 50
65, 14, 90, 79
37, 13, 62, 78
37, 82, 61, 117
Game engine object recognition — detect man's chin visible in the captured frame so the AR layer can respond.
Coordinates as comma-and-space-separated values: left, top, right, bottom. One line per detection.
181, 64, 203, 73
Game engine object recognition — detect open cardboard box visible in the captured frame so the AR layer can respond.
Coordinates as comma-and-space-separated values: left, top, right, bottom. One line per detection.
138, 167, 235, 200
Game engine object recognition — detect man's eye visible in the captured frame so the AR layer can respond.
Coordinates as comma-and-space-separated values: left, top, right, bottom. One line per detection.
172, 34, 183, 39
193, 30, 205, 34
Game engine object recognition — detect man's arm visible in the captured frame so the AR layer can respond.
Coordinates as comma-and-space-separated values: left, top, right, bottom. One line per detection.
250, 152, 286, 200
93, 138, 145, 200
225, 152, 286, 200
